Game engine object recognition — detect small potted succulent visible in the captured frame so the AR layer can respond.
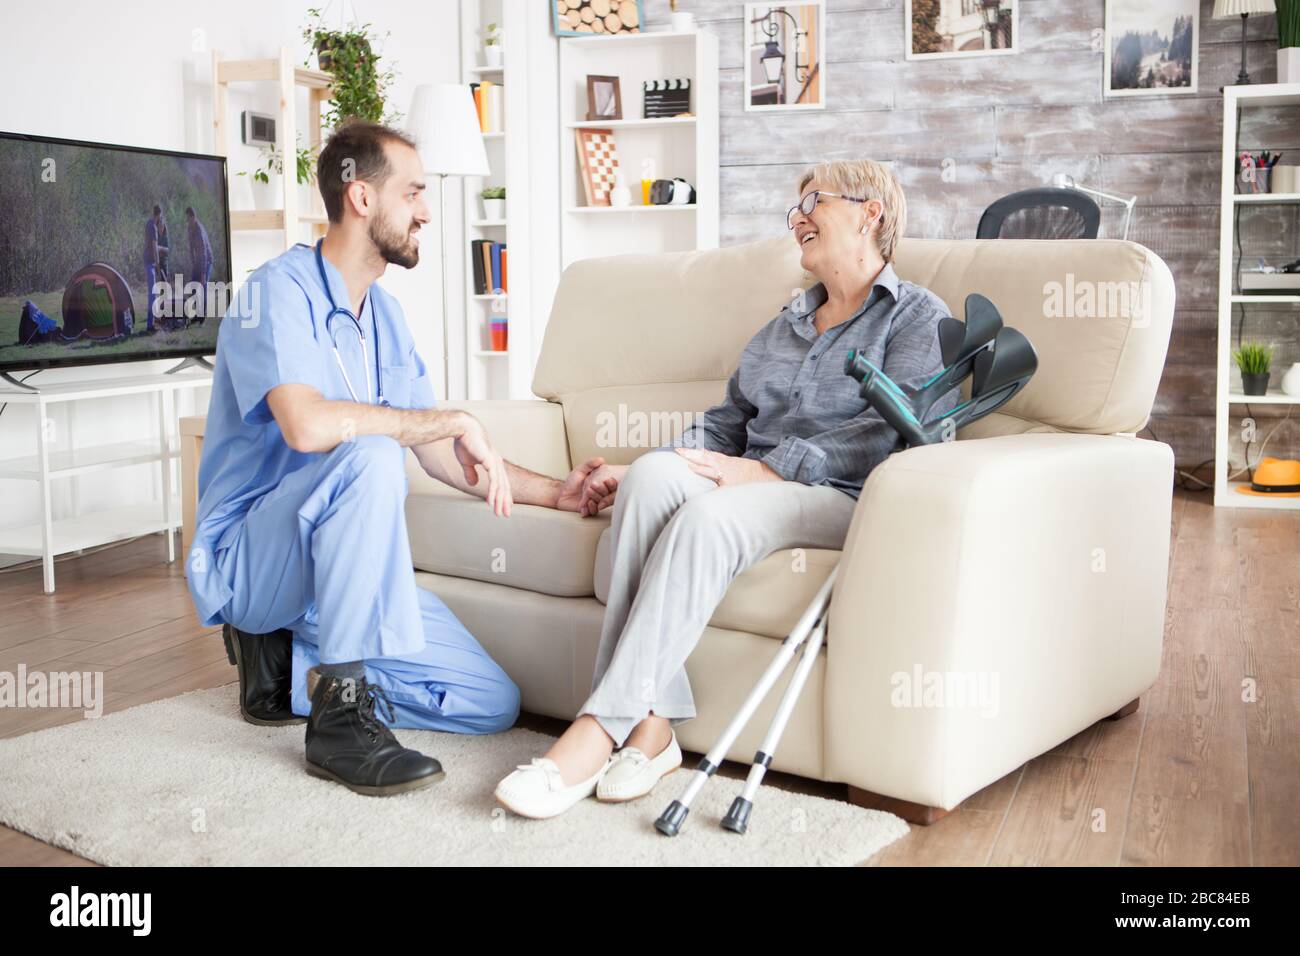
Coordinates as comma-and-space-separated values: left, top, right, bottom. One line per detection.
481, 186, 506, 221
484, 22, 503, 68
1233, 342, 1274, 396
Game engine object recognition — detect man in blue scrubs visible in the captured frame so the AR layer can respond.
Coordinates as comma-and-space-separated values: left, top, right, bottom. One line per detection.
187, 121, 610, 797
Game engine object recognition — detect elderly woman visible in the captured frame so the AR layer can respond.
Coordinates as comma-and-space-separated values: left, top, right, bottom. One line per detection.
494, 159, 957, 819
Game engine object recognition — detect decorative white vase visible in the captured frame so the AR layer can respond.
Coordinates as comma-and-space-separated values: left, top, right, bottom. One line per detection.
1281, 362, 1300, 398
482, 198, 505, 220
1280, 48, 1300, 85
671, 12, 695, 32
484, 45, 503, 68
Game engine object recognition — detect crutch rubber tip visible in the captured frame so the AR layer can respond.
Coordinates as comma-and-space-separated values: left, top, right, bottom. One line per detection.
655, 800, 689, 837
721, 796, 752, 835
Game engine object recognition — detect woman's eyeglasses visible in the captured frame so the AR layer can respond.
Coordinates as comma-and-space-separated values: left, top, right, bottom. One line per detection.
786, 190, 870, 230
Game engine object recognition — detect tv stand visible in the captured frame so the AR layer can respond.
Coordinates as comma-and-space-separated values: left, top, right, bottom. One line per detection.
165, 355, 215, 374
0, 370, 213, 593
0, 371, 39, 392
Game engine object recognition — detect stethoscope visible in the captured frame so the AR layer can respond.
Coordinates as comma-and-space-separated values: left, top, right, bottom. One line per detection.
316, 239, 387, 406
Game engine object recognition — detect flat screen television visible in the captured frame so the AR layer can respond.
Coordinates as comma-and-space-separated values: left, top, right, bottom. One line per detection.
0, 130, 231, 375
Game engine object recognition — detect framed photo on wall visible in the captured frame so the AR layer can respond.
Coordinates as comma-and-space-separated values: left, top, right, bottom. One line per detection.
1104, 0, 1198, 97
552, 0, 645, 36
906, 0, 1018, 60
744, 2, 826, 111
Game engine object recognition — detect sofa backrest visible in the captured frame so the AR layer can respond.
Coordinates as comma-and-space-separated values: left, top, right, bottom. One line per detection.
531, 235, 1174, 466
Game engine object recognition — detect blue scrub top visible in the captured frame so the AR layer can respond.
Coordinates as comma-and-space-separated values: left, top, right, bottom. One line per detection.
187, 243, 437, 626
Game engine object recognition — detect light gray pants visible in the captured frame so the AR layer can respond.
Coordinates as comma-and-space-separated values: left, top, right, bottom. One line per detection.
578, 450, 857, 746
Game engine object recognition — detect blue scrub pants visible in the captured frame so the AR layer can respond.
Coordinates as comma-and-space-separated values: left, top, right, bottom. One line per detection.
217, 434, 520, 733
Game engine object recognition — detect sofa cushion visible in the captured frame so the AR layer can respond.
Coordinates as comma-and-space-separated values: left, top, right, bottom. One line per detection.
593, 526, 840, 640
406, 487, 610, 598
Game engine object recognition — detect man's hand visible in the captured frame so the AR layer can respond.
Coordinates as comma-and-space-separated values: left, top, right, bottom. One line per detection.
452, 415, 514, 517
675, 447, 781, 487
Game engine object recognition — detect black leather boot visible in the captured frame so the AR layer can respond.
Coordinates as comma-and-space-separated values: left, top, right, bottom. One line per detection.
222, 624, 306, 726
304, 669, 444, 796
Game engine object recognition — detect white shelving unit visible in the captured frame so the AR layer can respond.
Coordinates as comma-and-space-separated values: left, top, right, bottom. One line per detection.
212, 48, 332, 249
457, 0, 535, 401
0, 372, 212, 591
1214, 83, 1300, 511
558, 28, 719, 270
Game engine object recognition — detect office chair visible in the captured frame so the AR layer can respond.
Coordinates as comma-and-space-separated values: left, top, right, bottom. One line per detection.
976, 187, 1102, 240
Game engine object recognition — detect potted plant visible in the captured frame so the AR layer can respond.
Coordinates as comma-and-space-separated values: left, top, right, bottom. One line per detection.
1233, 342, 1274, 396
669, 0, 695, 32
481, 186, 506, 221
1279, 0, 1300, 84
239, 144, 317, 211
483, 22, 503, 68
302, 7, 400, 127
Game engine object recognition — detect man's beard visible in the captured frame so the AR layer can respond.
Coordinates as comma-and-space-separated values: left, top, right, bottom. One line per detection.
369, 211, 420, 268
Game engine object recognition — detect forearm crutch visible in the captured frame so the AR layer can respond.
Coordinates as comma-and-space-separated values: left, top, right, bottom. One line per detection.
655, 567, 838, 837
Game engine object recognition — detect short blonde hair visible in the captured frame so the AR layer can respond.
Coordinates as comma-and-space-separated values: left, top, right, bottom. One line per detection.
797, 160, 907, 263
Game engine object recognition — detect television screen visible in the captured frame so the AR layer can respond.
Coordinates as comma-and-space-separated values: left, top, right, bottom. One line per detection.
0, 131, 231, 374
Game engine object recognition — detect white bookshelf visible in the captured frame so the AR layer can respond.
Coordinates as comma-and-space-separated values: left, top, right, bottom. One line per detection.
1214, 83, 1300, 511
458, 0, 533, 400
558, 28, 719, 270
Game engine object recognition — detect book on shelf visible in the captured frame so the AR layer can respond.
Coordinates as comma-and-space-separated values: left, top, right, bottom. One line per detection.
469, 80, 505, 133
469, 239, 508, 295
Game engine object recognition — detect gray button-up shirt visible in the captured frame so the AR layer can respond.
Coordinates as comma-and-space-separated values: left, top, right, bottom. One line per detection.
657, 262, 955, 499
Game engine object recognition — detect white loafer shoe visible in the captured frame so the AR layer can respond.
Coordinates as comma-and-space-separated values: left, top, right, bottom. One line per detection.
596, 732, 682, 803
494, 757, 610, 820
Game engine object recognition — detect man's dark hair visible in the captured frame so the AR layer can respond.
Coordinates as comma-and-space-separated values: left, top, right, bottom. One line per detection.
185, 206, 195, 218
317, 120, 418, 223
153, 204, 162, 216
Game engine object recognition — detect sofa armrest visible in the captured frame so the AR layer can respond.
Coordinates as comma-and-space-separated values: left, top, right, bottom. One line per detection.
404, 399, 572, 497
825, 432, 1174, 809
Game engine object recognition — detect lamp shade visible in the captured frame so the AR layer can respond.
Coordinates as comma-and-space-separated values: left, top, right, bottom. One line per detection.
405, 84, 489, 177
1212, 0, 1275, 17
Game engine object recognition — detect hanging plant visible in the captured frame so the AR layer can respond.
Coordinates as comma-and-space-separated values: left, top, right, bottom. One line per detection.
302, 7, 401, 127
1279, 0, 1299, 48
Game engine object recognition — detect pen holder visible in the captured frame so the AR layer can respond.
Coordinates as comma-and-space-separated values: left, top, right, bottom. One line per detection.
1236, 166, 1271, 194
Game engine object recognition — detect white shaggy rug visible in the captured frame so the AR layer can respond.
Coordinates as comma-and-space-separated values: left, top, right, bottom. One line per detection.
0, 685, 908, 866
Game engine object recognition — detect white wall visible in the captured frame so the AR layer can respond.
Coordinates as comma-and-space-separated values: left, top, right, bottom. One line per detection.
0, 0, 461, 564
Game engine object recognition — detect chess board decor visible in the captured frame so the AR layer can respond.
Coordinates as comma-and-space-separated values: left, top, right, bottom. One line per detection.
575, 128, 621, 206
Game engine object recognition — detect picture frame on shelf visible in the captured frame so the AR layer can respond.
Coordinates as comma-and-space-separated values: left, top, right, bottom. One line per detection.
575, 128, 621, 206
1103, 0, 1198, 97
744, 2, 826, 111
586, 74, 623, 121
552, 0, 645, 37
905, 0, 1018, 61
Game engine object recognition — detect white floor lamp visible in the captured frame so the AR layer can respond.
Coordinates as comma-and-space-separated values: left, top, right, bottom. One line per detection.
406, 84, 490, 401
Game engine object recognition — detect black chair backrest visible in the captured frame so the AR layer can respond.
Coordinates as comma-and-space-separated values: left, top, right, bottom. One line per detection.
976, 187, 1102, 240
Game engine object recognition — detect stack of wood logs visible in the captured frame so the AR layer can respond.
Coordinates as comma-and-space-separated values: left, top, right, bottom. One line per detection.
556, 0, 641, 34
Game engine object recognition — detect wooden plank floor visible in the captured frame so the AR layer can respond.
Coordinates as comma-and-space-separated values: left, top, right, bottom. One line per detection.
1, 488, 1296, 866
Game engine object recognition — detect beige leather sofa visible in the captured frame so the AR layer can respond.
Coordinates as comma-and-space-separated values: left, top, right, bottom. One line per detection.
401, 235, 1176, 823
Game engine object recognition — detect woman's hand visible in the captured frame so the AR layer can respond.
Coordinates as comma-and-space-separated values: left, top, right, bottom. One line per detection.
675, 448, 781, 487
577, 462, 626, 516
557, 457, 614, 515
